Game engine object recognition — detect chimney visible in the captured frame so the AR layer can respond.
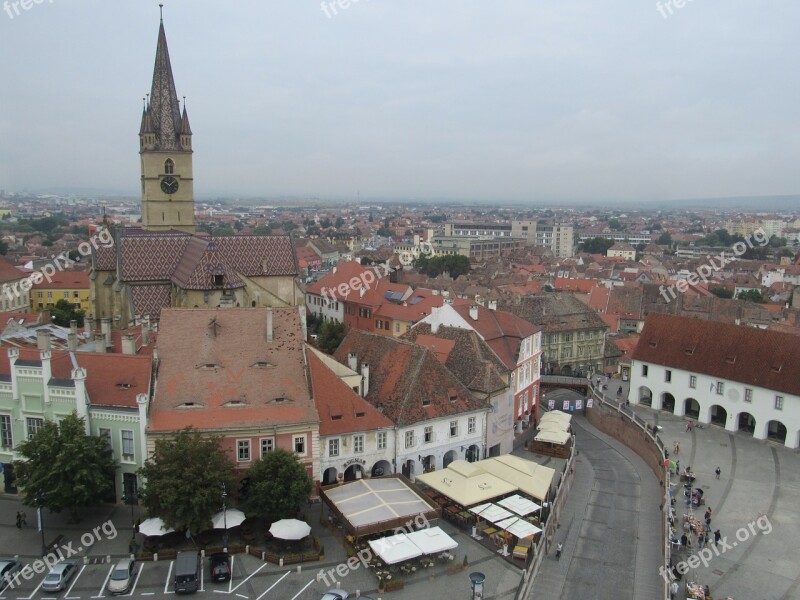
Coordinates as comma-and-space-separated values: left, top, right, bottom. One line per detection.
431, 306, 441, 334
266, 307, 274, 342
72, 367, 90, 434
8, 348, 19, 401
141, 318, 150, 346
361, 363, 370, 397
488, 300, 497, 311
348, 352, 358, 372
85, 316, 94, 338
36, 330, 52, 351
69, 320, 78, 335
94, 333, 106, 353
101, 318, 111, 349
298, 305, 307, 341
67, 331, 78, 352
40, 350, 52, 404
122, 334, 136, 356
137, 394, 149, 462
469, 304, 479, 321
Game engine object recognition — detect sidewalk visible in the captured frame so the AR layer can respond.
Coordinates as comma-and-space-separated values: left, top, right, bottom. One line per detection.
0, 494, 140, 559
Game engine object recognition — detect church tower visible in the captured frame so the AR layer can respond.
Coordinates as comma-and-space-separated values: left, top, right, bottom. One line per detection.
139, 11, 196, 233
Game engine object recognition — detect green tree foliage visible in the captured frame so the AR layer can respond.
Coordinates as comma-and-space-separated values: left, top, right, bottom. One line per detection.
240, 449, 312, 520
14, 413, 116, 521
320, 218, 332, 229
0, 240, 8, 255
710, 288, 734, 299
413, 254, 471, 278
656, 232, 673, 245
254, 224, 272, 235
607, 218, 623, 231
376, 225, 395, 237
50, 298, 85, 327
737, 289, 765, 303
139, 428, 236, 534
335, 217, 345, 228
578, 237, 615, 254
696, 229, 743, 247
317, 320, 346, 354
768, 235, 788, 248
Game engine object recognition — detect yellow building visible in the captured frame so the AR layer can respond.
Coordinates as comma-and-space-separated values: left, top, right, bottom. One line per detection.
31, 270, 91, 312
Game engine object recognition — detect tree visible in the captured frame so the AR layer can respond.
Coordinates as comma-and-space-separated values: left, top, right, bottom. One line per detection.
656, 232, 673, 245
14, 413, 116, 522
335, 217, 345, 228
768, 235, 788, 248
736, 289, 764, 303
317, 320, 345, 354
413, 254, 470, 278
578, 237, 615, 254
710, 288, 734, 299
376, 225, 395, 237
0, 240, 7, 255
240, 449, 312, 520
320, 218, 332, 229
51, 298, 85, 327
608, 218, 623, 231
254, 224, 272, 236
139, 428, 236, 534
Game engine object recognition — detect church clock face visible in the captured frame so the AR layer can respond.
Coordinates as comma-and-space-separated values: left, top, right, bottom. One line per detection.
160, 175, 179, 195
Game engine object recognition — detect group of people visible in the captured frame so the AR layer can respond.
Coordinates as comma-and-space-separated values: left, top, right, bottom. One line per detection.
15, 510, 27, 528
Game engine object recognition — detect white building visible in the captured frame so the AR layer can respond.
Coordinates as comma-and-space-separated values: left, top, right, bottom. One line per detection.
631, 313, 800, 448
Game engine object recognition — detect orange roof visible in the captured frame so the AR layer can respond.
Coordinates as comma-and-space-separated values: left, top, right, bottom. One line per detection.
308, 351, 393, 435
31, 270, 90, 290
0, 255, 24, 284
414, 334, 456, 363
149, 308, 319, 432
554, 277, 597, 293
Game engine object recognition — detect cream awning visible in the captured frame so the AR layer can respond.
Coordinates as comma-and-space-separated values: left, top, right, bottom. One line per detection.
416, 462, 517, 507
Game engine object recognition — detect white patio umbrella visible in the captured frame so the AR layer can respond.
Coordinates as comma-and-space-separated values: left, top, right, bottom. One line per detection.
211, 508, 246, 530
138, 517, 175, 537
269, 519, 311, 540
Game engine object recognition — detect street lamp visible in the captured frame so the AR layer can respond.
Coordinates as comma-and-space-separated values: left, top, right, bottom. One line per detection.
469, 572, 486, 600
36, 493, 47, 557
221, 483, 228, 551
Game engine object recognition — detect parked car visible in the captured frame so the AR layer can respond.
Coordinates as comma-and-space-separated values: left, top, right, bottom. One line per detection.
41, 561, 78, 592
0, 559, 23, 591
107, 558, 136, 595
321, 591, 350, 600
209, 552, 231, 583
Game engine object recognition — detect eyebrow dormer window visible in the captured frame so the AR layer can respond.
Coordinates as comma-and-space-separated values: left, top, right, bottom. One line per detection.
213, 275, 224, 287
164, 158, 174, 174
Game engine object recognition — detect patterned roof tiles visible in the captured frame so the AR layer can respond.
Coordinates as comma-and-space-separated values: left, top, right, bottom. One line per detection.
129, 284, 172, 320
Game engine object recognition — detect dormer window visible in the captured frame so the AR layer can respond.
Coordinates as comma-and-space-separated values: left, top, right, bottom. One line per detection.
164, 159, 174, 174
116, 383, 134, 390
213, 274, 224, 287
251, 361, 275, 369
178, 401, 203, 409
198, 363, 221, 370
422, 398, 431, 407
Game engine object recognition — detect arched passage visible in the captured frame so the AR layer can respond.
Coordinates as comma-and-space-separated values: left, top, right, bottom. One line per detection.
466, 444, 480, 463
684, 398, 700, 419
661, 393, 675, 413
442, 450, 458, 469
344, 464, 363, 482
767, 420, 787, 444
710, 405, 727, 427
401, 459, 415, 479
736, 412, 755, 435
638, 386, 653, 406
422, 455, 436, 473
371, 460, 391, 478
322, 467, 338, 486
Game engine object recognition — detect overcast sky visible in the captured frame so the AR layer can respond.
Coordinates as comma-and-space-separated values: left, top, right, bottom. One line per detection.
1, 0, 798, 204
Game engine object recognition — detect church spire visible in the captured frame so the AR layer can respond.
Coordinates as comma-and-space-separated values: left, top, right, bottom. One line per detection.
147, 9, 183, 150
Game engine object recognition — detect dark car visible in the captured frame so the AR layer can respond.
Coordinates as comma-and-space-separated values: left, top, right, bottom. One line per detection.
0, 559, 23, 591
209, 552, 230, 583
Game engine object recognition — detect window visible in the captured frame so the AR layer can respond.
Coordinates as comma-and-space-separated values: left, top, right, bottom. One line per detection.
260, 438, 274, 456
73, 291, 79, 298
744, 388, 752, 403
164, 158, 174, 174
775, 396, 784, 410
328, 439, 339, 457
405, 430, 414, 449
294, 435, 306, 455
468, 416, 476, 434
0, 415, 12, 448
47, 291, 53, 299
422, 398, 430, 407
450, 420, 458, 437
26, 417, 44, 440
641, 365, 648, 377
121, 430, 135, 462
716, 382, 724, 395
37, 292, 43, 298
98, 427, 112, 452
63, 291, 69, 299
665, 370, 672, 383
424, 426, 433, 443
689, 375, 697, 389
237, 440, 251, 462
377, 431, 387, 450
395, 323, 400, 333
353, 435, 364, 453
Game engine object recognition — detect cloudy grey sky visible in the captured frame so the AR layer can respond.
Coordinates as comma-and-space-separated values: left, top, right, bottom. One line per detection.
1, 0, 798, 203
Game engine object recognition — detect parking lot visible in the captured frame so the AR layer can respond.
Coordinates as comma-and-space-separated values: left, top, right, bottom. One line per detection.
0, 554, 356, 600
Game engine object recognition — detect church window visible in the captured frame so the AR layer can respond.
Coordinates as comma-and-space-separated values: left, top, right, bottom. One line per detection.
164, 159, 174, 174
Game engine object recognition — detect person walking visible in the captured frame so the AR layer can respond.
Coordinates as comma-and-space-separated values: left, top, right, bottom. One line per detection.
704, 530, 710, 546
15, 511, 21, 529
714, 529, 721, 546
686, 420, 693, 432
671, 580, 679, 599
556, 543, 563, 560
715, 466, 721, 479
674, 442, 680, 455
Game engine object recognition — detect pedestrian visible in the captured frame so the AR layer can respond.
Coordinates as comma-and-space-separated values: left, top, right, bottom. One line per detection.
674, 442, 680, 454
699, 535, 705, 549
556, 543, 563, 560
680, 533, 688, 548
705, 507, 712, 520
686, 420, 693, 432
15, 511, 21, 529
714, 529, 721, 546
705, 514, 711, 527
704, 531, 710, 546
715, 466, 721, 479
671, 580, 679, 599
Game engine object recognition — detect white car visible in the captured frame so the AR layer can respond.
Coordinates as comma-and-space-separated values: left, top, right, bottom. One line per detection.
41, 561, 78, 592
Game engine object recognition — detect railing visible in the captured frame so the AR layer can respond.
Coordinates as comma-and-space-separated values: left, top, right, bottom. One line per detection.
540, 375, 590, 387
587, 384, 671, 600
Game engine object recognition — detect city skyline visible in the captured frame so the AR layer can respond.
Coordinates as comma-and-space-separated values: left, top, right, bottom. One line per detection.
1, 1, 799, 204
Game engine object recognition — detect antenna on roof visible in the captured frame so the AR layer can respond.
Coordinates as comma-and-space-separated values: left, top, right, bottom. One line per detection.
209, 316, 221, 337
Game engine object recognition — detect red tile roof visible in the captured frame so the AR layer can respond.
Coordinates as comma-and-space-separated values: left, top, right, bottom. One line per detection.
31, 270, 90, 290
633, 313, 800, 397
150, 308, 319, 432
307, 350, 393, 435
0, 256, 24, 284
